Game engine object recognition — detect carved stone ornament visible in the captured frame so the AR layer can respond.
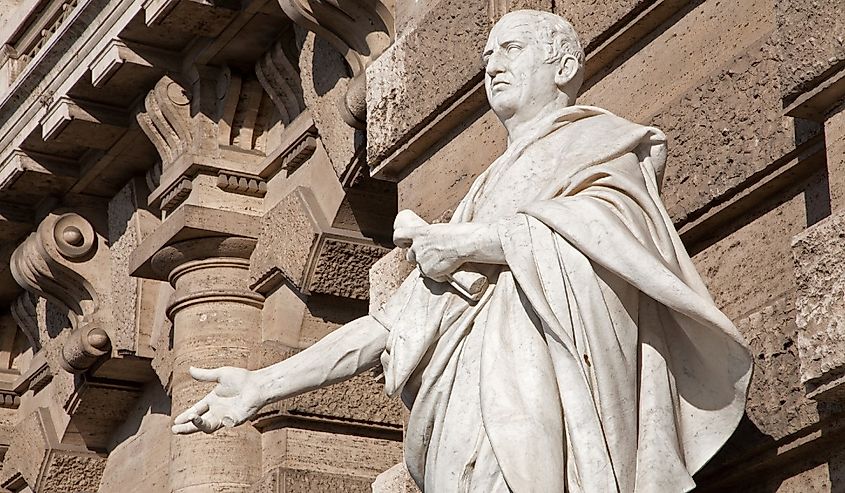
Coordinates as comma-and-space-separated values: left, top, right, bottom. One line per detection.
174, 11, 752, 493
10, 212, 113, 373
277, 0, 394, 126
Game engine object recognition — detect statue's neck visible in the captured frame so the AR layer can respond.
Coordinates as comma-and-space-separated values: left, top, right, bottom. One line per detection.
504, 102, 575, 147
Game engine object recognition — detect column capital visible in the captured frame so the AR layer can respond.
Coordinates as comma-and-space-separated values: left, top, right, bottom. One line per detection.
129, 204, 260, 281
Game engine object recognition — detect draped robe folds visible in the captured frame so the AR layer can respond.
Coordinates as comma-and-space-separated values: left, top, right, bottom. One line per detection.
372, 106, 753, 492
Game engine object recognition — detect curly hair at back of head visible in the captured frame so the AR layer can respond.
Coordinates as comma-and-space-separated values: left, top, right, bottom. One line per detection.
498, 10, 585, 70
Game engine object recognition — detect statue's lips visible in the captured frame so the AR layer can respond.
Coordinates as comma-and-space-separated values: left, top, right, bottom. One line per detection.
491, 80, 510, 91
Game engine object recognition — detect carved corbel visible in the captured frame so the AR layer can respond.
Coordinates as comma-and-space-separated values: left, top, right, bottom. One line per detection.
137, 70, 277, 212
277, 0, 394, 127
10, 213, 112, 373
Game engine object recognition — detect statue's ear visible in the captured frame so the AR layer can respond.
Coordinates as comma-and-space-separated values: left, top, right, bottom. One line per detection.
555, 54, 579, 89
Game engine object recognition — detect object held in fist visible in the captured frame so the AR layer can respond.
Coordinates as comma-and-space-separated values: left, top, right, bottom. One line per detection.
393, 209, 489, 301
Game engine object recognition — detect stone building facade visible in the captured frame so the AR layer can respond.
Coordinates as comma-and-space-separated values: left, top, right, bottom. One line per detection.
0, 0, 841, 491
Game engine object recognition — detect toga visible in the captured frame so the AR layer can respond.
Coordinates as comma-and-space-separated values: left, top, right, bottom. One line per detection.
371, 105, 752, 492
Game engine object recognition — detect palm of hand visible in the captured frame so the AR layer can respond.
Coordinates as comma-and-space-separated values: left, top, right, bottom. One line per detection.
172, 366, 266, 434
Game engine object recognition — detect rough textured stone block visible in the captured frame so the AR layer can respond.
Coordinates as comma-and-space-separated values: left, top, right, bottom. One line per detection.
367, 0, 491, 166
775, 0, 845, 101
653, 41, 815, 224
372, 462, 420, 493
284, 372, 403, 427
792, 209, 845, 393
39, 452, 106, 493
580, 0, 775, 121
737, 296, 819, 441
251, 188, 388, 299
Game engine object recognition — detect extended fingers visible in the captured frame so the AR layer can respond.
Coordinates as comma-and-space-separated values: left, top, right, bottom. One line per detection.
173, 399, 210, 425
190, 366, 222, 383
393, 227, 418, 249
191, 412, 222, 433
172, 421, 200, 434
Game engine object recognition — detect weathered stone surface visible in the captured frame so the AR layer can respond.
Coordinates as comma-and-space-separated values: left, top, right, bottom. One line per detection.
692, 170, 819, 320
280, 468, 374, 492
250, 188, 320, 293
775, 0, 845, 101
108, 178, 160, 357
39, 452, 106, 493
283, 372, 402, 427
580, 0, 776, 121
654, 41, 817, 224
371, 462, 420, 493
308, 238, 389, 300
262, 428, 402, 479
369, 248, 415, 313
367, 0, 491, 166
1, 408, 51, 487
827, 106, 845, 212
257, 344, 402, 427
98, 384, 171, 493
555, 0, 650, 50
737, 296, 820, 441
396, 108, 507, 220
251, 187, 387, 299
791, 209, 845, 389
297, 30, 362, 179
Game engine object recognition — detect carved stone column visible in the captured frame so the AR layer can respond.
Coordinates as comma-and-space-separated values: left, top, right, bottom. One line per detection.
151, 237, 263, 493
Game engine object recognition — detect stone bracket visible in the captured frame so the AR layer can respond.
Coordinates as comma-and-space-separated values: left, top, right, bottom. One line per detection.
89, 38, 179, 88
10, 212, 113, 374
41, 96, 128, 149
277, 0, 394, 125
785, 65, 845, 122
249, 187, 389, 299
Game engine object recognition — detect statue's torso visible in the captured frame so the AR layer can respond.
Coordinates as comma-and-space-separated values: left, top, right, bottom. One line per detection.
471, 137, 563, 222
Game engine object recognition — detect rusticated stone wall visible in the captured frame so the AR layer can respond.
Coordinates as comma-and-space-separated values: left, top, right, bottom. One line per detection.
0, 0, 840, 491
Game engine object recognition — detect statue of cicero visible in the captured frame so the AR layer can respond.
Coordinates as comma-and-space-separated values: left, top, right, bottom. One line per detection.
173, 10, 753, 492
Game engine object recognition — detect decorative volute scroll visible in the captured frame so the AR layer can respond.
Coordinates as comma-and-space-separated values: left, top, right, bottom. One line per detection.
256, 39, 306, 127
137, 68, 278, 212
137, 69, 278, 165
10, 213, 113, 373
277, 0, 395, 126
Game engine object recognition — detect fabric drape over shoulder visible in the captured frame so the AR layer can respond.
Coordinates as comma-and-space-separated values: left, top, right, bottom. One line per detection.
374, 106, 753, 492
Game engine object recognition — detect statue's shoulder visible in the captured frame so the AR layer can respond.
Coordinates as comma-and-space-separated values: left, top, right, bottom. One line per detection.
546, 105, 666, 151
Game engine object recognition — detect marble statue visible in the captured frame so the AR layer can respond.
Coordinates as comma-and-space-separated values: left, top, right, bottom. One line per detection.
173, 10, 753, 492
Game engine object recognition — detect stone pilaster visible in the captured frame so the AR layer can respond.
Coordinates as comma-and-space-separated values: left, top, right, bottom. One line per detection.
151, 237, 263, 493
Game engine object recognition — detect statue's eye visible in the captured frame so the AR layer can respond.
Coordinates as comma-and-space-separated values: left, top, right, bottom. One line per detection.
505, 43, 522, 55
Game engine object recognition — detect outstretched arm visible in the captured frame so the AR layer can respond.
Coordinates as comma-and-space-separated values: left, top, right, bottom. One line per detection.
172, 315, 388, 434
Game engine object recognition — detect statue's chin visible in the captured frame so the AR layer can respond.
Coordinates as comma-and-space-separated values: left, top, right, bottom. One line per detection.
489, 99, 516, 124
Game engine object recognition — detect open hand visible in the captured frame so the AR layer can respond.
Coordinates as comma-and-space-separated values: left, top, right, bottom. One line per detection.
172, 366, 267, 434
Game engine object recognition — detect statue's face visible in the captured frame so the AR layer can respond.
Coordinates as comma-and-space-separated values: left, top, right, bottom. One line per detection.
483, 17, 562, 122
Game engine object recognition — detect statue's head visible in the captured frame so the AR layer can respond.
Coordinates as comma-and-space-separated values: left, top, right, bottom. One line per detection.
483, 10, 585, 125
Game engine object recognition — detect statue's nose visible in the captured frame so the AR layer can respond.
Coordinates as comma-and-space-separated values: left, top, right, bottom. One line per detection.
485, 52, 507, 78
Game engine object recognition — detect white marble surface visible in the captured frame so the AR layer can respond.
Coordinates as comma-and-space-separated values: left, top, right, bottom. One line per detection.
173, 10, 752, 492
